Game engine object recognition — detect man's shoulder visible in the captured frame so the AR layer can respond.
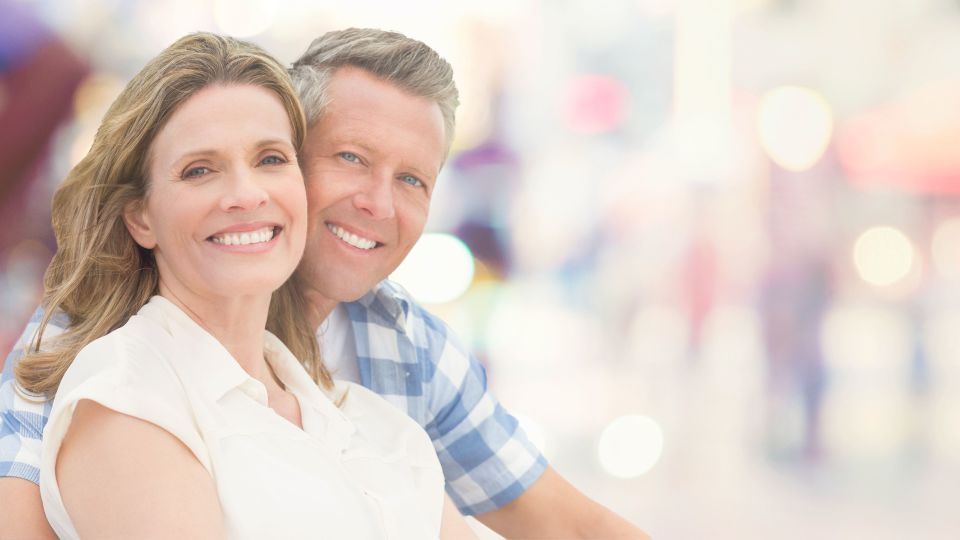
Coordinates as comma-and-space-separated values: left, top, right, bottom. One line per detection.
344, 280, 462, 359
2, 306, 69, 387
11, 306, 70, 351
349, 280, 451, 337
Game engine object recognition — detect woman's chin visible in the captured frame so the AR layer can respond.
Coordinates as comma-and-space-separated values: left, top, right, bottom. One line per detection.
202, 276, 292, 299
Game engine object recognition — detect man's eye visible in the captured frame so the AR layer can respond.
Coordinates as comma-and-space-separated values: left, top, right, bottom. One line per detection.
400, 175, 423, 187
261, 155, 286, 166
339, 152, 360, 163
183, 166, 210, 179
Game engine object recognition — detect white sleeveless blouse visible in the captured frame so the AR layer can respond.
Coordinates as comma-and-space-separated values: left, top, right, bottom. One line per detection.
40, 296, 443, 539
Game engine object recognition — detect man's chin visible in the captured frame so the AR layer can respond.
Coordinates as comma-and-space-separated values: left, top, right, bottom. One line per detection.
297, 263, 375, 299
317, 278, 380, 303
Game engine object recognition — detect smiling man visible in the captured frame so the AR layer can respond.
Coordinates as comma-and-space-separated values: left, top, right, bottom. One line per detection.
0, 28, 648, 539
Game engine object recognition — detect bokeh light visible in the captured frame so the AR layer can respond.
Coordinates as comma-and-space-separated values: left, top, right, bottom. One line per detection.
757, 86, 834, 171
597, 415, 664, 478
565, 75, 630, 134
852, 226, 915, 287
390, 233, 475, 304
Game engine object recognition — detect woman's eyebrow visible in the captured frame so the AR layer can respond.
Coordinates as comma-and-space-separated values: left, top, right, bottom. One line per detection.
252, 138, 295, 150
172, 138, 295, 161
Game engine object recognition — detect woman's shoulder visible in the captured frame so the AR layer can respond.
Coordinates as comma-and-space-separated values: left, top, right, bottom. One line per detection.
58, 313, 183, 402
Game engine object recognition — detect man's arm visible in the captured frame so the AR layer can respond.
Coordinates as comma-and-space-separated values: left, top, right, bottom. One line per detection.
475, 466, 649, 539
399, 295, 648, 538
0, 310, 58, 539
0, 478, 56, 539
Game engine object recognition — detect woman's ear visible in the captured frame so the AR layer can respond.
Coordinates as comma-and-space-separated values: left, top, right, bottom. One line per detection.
123, 200, 157, 249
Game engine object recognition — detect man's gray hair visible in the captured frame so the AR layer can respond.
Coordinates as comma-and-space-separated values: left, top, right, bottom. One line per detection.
289, 28, 459, 154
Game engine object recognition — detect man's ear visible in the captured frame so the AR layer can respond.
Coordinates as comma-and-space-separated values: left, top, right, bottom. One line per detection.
123, 200, 157, 250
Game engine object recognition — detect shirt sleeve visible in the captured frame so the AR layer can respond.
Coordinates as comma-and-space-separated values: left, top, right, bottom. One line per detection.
0, 308, 56, 484
416, 308, 548, 515
41, 333, 210, 475
39, 331, 210, 538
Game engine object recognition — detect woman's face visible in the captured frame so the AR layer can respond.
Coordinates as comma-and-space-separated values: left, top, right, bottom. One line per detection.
126, 83, 307, 302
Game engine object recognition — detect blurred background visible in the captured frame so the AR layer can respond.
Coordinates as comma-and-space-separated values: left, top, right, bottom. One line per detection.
2, 0, 959, 537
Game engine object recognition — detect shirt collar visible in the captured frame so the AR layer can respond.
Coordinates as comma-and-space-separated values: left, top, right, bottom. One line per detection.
262, 332, 338, 407
136, 296, 259, 403
262, 329, 356, 447
350, 280, 413, 334
140, 296, 355, 447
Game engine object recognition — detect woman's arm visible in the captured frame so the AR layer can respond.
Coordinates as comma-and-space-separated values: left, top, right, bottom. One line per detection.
441, 494, 479, 540
56, 399, 224, 539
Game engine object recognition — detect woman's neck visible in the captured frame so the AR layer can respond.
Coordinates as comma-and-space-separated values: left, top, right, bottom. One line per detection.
158, 283, 274, 386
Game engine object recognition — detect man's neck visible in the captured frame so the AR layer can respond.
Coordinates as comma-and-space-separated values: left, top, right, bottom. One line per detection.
302, 287, 340, 331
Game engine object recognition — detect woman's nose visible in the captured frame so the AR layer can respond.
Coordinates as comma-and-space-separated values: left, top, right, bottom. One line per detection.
221, 169, 268, 212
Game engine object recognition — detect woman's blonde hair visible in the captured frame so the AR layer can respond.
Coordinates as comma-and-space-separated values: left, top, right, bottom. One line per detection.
16, 32, 332, 397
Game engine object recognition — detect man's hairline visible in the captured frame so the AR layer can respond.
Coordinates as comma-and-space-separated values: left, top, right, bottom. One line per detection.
298, 65, 453, 167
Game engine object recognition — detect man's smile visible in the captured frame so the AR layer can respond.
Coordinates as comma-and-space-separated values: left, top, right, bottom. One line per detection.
326, 223, 379, 250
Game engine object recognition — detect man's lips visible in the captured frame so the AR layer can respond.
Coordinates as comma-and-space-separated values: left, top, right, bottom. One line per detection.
326, 223, 379, 250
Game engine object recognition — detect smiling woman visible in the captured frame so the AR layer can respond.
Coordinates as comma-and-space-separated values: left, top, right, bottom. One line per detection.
15, 33, 318, 399
124, 83, 308, 301
8, 32, 450, 539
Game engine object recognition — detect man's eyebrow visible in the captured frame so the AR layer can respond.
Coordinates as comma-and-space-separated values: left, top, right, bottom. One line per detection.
327, 136, 438, 179
405, 163, 438, 181
327, 135, 377, 155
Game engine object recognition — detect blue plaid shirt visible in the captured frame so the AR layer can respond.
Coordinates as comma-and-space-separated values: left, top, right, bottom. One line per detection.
0, 280, 547, 515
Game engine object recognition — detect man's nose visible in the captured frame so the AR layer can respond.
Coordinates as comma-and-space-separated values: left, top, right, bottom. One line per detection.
353, 170, 396, 220
221, 169, 268, 211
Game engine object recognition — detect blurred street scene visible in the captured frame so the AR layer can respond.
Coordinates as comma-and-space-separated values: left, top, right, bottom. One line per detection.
2, 1, 959, 537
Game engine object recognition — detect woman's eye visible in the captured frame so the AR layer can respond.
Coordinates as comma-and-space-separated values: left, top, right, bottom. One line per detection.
340, 152, 360, 163
183, 166, 210, 179
400, 175, 423, 188
261, 154, 286, 166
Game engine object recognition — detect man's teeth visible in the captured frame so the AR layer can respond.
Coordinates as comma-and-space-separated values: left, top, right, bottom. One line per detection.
327, 224, 376, 250
211, 227, 276, 246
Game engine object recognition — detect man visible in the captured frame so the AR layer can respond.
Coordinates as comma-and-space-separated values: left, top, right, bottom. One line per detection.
0, 28, 647, 539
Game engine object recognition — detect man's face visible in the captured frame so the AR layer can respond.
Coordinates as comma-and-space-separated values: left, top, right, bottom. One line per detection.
299, 67, 446, 304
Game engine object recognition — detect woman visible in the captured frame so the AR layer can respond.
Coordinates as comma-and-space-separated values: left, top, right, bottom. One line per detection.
16, 33, 471, 539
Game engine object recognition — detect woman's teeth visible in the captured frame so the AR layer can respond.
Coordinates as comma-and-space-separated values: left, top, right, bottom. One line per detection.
211, 227, 276, 246
327, 224, 376, 250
